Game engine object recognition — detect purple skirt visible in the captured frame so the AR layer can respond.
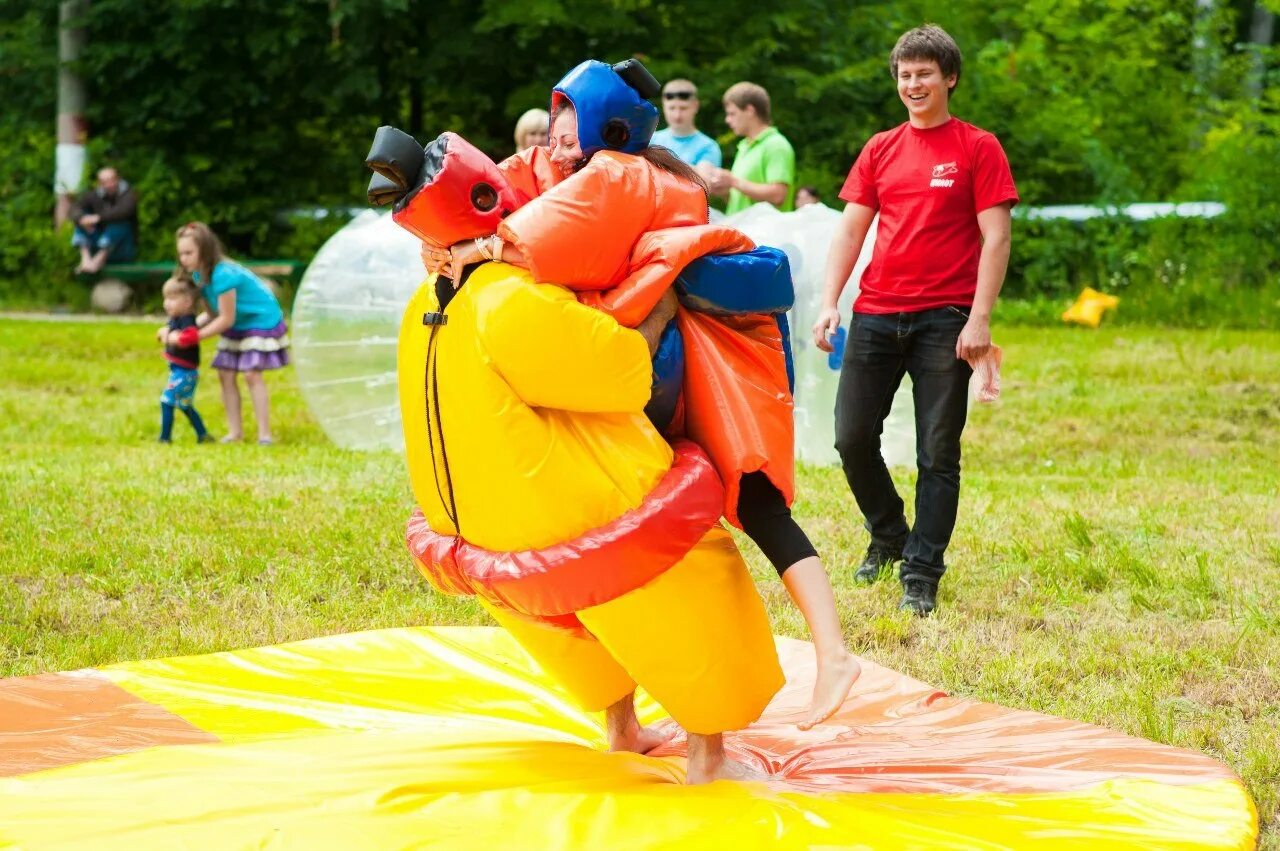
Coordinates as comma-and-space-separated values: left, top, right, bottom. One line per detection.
212, 320, 290, 372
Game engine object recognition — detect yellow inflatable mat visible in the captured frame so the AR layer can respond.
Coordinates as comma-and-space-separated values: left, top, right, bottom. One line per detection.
0, 627, 1257, 849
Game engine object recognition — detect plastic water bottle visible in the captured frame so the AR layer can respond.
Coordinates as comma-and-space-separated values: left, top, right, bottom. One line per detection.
826, 326, 846, 371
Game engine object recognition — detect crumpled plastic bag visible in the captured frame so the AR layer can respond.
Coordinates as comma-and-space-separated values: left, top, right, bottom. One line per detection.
967, 344, 1003, 403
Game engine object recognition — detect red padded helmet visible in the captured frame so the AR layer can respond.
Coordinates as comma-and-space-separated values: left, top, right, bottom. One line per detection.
367, 128, 529, 246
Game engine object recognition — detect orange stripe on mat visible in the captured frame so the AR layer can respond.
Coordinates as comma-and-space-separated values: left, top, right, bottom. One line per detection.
0, 670, 217, 777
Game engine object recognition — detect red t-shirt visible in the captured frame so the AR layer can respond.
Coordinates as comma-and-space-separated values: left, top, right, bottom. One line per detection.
839, 118, 1019, 314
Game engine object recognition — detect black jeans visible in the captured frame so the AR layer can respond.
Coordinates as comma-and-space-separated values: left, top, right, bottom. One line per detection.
833, 307, 973, 585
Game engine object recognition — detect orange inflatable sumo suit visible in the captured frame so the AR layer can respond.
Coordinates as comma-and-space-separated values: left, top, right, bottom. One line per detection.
365, 127, 783, 735
497, 149, 796, 525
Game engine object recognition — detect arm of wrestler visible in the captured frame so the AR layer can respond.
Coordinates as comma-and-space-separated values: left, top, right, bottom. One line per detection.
480, 283, 657, 413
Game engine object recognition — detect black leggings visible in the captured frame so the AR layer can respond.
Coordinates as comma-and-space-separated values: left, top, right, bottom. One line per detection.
736, 472, 818, 576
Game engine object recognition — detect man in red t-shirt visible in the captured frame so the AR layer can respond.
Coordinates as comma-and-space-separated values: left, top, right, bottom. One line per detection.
812, 24, 1019, 616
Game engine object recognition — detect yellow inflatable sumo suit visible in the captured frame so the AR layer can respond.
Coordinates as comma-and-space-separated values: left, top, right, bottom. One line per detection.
396, 257, 782, 734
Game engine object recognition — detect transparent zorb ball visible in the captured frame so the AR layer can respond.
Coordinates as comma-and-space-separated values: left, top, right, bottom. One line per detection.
725, 203, 916, 469
291, 211, 423, 451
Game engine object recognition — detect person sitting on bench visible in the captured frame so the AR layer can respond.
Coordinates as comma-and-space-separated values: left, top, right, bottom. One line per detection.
71, 167, 138, 275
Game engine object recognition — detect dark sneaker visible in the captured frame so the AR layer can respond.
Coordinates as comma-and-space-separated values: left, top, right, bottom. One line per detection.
899, 579, 938, 617
197, 433, 217, 444
853, 544, 903, 584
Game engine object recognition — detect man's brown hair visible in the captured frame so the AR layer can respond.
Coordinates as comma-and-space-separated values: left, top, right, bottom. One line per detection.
890, 24, 963, 96
722, 82, 771, 124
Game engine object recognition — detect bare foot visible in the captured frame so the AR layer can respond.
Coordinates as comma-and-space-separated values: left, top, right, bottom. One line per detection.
608, 722, 673, 755
604, 693, 674, 754
685, 733, 770, 785
797, 650, 861, 731
686, 753, 770, 785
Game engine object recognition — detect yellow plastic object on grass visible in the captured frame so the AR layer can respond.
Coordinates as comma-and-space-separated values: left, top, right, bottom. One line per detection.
1063, 285, 1120, 327
0, 627, 1258, 849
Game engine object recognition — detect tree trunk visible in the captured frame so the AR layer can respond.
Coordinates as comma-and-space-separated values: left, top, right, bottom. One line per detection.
55, 0, 90, 228
1247, 2, 1275, 99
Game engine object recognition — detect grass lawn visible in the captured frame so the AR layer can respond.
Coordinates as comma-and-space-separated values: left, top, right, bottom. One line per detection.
2, 317, 1277, 846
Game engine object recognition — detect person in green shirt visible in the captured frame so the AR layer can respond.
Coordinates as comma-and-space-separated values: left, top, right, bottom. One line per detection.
710, 82, 796, 214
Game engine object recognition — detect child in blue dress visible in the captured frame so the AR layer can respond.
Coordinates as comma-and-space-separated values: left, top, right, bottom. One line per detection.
174, 222, 289, 444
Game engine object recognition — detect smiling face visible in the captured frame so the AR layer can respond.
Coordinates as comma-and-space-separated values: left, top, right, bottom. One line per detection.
896, 58, 955, 127
176, 235, 200, 273
548, 107, 584, 177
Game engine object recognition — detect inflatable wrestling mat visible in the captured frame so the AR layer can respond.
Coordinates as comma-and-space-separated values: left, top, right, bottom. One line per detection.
0, 627, 1257, 849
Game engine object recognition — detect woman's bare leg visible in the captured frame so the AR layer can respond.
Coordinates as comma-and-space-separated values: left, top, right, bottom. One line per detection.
242, 370, 272, 442
783, 556, 861, 730
218, 369, 243, 440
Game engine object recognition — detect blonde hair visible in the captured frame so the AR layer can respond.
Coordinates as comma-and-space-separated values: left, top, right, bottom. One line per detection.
174, 221, 225, 288
723, 81, 771, 124
162, 274, 200, 312
513, 108, 550, 150
162, 273, 196, 296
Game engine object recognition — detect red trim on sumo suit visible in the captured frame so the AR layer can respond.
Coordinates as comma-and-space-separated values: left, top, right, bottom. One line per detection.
407, 440, 724, 630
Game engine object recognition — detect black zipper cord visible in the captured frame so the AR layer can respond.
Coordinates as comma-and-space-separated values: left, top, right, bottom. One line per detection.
431, 330, 459, 534
423, 324, 459, 535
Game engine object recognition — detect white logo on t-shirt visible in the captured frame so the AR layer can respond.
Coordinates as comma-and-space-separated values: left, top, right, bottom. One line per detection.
930, 161, 957, 188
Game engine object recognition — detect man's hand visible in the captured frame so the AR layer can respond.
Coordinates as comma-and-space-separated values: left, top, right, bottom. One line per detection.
79, 214, 100, 229
705, 168, 735, 196
955, 314, 992, 362
812, 306, 841, 353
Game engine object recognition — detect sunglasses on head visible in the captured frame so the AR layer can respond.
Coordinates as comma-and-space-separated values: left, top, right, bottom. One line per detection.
663, 90, 695, 101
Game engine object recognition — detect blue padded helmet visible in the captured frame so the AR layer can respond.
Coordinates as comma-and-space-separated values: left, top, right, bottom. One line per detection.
551, 59, 661, 157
